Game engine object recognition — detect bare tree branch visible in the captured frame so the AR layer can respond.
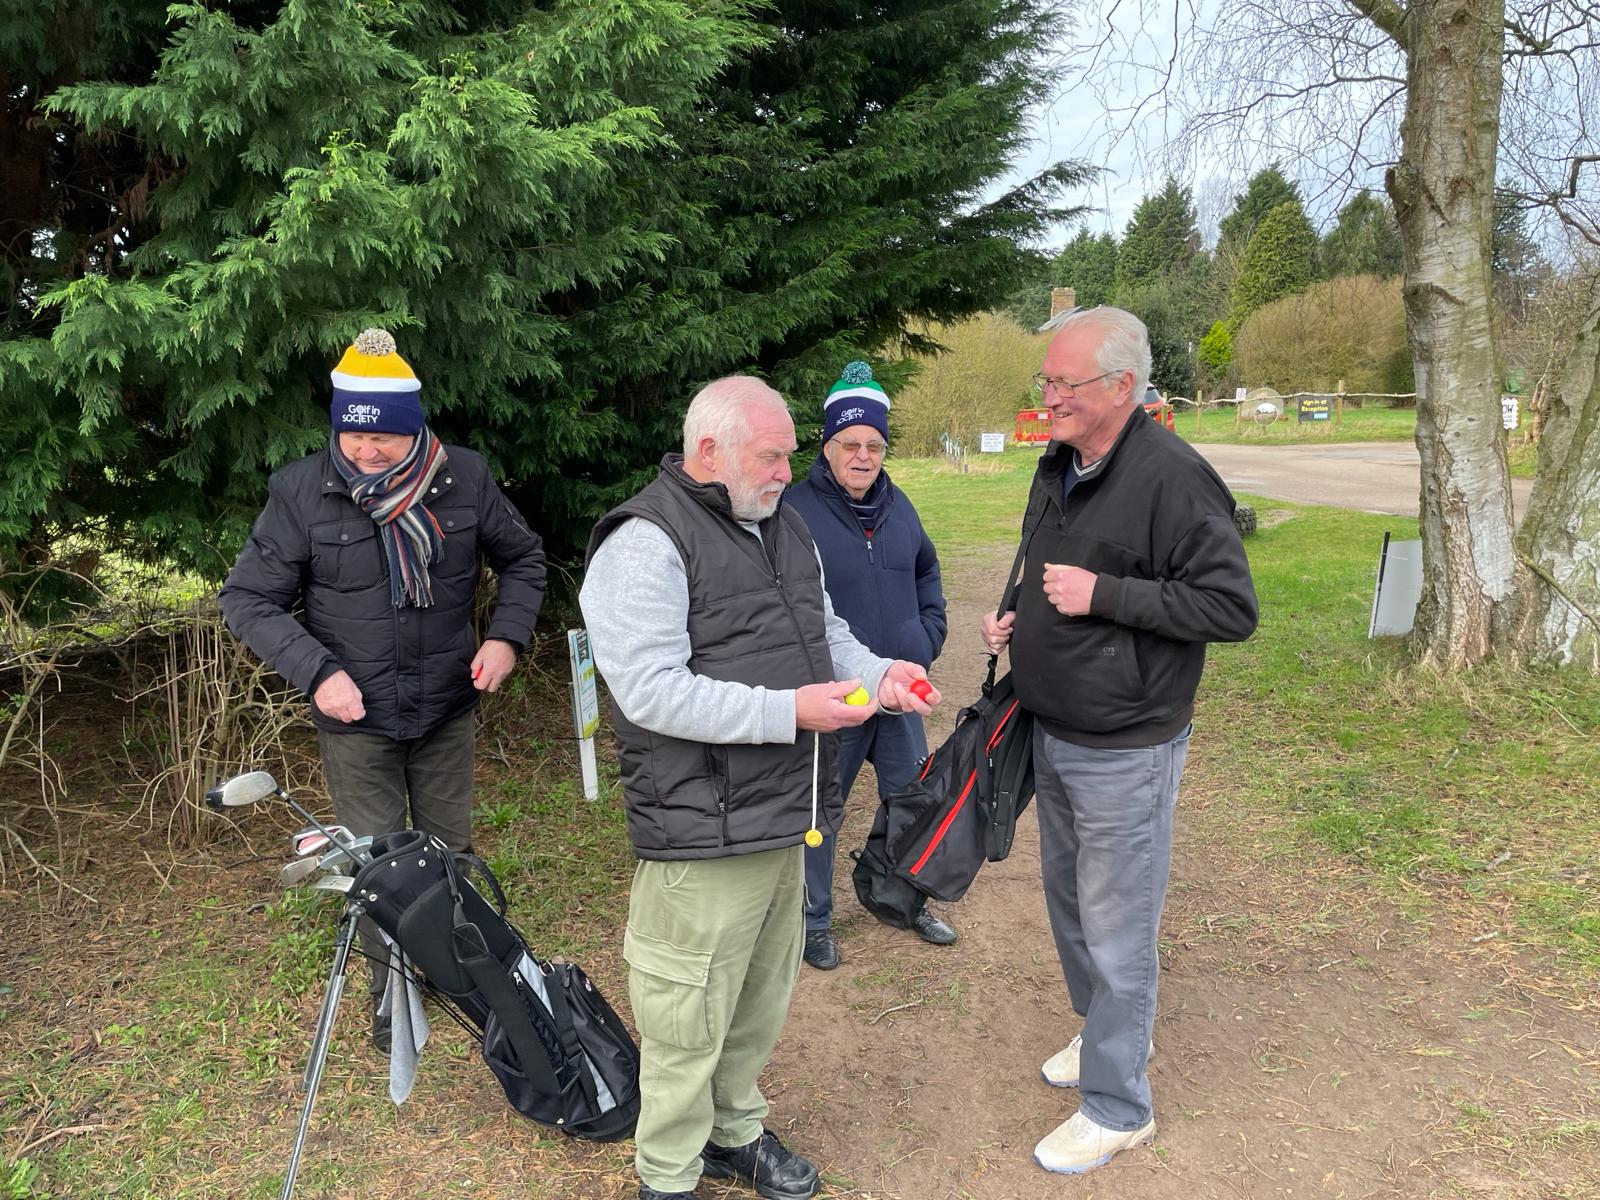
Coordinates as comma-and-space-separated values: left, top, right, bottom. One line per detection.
1346, 0, 1410, 48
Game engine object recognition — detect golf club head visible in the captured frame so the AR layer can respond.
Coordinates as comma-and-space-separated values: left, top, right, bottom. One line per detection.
290, 826, 352, 857
316, 837, 373, 872
309, 875, 354, 894
278, 856, 323, 887
308, 838, 368, 876
205, 771, 280, 810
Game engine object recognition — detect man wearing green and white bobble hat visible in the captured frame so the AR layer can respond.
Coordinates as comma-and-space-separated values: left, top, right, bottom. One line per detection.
787, 360, 954, 970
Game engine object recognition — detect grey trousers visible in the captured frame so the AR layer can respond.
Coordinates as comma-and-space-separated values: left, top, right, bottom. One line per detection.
1034, 723, 1190, 1131
318, 707, 477, 995
625, 846, 806, 1193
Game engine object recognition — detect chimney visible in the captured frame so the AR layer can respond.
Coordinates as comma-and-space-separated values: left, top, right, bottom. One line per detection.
1049, 286, 1077, 317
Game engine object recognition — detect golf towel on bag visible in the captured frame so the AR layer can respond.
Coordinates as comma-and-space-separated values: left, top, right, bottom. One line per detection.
349, 831, 640, 1141
852, 668, 1035, 924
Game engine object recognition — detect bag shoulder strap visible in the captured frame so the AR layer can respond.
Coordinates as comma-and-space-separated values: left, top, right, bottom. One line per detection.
452, 851, 509, 915
987, 501, 1046, 692
439, 853, 565, 1094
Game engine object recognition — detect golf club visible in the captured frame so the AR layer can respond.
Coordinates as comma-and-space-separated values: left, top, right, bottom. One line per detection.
278, 857, 324, 888
315, 836, 372, 874
207, 772, 354, 860
206, 771, 376, 1200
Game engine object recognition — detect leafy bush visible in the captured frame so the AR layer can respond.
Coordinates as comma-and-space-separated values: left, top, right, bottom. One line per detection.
1233, 275, 1413, 395
1230, 200, 1318, 325
889, 315, 1050, 455
1198, 319, 1233, 380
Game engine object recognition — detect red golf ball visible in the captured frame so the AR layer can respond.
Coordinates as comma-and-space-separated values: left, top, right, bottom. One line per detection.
910, 679, 934, 702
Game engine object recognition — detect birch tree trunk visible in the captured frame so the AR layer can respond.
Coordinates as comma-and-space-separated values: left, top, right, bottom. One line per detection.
1508, 280, 1600, 669
1384, 0, 1519, 668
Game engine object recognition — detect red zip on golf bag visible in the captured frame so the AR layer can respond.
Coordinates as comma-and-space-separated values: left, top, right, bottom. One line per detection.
850, 663, 1035, 918
349, 830, 640, 1141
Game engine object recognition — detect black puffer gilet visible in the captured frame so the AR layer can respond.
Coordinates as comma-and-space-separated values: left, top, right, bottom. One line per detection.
585, 456, 841, 861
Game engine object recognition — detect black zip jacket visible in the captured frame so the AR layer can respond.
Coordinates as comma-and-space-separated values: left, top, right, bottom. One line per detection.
1010, 411, 1257, 747
220, 445, 546, 740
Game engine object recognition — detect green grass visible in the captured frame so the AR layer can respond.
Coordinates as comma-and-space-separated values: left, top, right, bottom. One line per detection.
1174, 401, 1418, 444
1165, 500, 1599, 971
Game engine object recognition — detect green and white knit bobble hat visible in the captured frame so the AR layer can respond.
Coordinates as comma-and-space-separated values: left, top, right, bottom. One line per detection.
822, 361, 891, 444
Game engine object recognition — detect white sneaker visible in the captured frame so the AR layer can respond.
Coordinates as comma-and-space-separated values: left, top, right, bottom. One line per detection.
1034, 1110, 1156, 1174
1040, 1036, 1156, 1088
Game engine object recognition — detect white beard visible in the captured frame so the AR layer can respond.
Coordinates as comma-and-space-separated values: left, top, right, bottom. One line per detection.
728, 478, 783, 522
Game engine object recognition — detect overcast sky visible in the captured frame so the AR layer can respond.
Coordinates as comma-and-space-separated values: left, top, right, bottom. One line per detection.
996, 0, 1402, 251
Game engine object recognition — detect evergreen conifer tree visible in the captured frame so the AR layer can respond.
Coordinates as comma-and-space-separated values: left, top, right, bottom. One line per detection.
1229, 199, 1318, 327
1216, 164, 1300, 253
1052, 230, 1119, 309
0, 0, 1088, 601
1319, 190, 1403, 279
1114, 179, 1198, 294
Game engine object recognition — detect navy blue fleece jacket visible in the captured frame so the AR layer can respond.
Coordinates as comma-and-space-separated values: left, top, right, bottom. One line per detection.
785, 455, 947, 669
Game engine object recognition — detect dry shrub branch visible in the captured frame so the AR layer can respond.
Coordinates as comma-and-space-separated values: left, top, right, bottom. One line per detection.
0, 573, 93, 905
125, 602, 316, 847
1, 581, 319, 896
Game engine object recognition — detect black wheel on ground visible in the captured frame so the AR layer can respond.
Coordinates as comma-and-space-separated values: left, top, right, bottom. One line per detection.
1233, 505, 1258, 536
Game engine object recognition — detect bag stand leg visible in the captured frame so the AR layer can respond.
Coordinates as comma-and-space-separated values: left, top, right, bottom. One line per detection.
281, 905, 360, 1200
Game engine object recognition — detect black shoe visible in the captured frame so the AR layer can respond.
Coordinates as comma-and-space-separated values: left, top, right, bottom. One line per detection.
701, 1129, 820, 1200
802, 929, 839, 970
639, 1186, 700, 1200
912, 907, 958, 945
371, 998, 392, 1054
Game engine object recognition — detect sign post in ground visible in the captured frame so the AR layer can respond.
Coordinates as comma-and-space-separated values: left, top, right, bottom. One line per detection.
568, 628, 601, 800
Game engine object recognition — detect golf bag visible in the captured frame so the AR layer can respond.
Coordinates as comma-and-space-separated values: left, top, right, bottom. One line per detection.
851, 514, 1040, 926
851, 664, 1035, 924
349, 830, 640, 1141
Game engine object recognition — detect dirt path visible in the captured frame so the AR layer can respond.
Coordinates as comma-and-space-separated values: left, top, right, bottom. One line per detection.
769, 543, 1598, 1200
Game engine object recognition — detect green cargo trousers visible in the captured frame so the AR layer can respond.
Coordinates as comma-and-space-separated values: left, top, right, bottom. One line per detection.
625, 845, 805, 1194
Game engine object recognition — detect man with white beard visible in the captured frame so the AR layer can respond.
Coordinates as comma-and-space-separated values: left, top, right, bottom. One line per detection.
581, 376, 940, 1200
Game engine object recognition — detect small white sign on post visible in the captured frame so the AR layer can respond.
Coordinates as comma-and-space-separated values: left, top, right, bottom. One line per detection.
979, 432, 1005, 454
568, 628, 601, 800
1234, 387, 1248, 403
1501, 394, 1520, 431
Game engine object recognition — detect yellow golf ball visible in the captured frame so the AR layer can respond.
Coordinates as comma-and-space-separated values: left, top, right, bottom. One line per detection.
844, 687, 870, 706
804, 829, 823, 848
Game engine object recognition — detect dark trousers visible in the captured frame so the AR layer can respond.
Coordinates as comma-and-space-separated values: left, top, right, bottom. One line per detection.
317, 707, 477, 995
804, 711, 928, 931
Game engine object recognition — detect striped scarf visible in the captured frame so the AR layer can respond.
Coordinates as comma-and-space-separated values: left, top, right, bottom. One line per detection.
332, 427, 448, 608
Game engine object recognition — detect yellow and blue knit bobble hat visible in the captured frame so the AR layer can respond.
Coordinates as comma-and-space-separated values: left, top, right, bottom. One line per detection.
330, 328, 425, 435
822, 360, 891, 445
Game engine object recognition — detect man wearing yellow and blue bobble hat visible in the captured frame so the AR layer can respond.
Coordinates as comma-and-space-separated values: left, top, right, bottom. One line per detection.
786, 361, 954, 970
220, 329, 547, 1050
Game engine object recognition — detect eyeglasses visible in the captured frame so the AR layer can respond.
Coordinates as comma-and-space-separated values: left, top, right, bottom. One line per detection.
833, 438, 887, 457
1032, 370, 1122, 396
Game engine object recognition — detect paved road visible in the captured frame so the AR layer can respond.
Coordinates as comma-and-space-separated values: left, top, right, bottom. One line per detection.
1194, 441, 1535, 518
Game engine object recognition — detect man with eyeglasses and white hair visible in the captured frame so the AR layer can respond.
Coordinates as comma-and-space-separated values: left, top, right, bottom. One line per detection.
786, 361, 954, 971
981, 307, 1257, 1175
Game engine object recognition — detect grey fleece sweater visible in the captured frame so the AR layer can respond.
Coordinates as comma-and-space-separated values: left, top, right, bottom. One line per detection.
579, 516, 893, 745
